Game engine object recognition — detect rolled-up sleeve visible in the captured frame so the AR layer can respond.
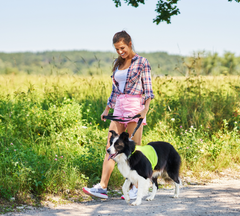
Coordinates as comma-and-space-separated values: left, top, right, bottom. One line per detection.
107, 84, 117, 109
141, 59, 154, 102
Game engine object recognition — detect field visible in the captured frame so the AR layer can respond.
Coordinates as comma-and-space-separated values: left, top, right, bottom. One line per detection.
0, 74, 239, 203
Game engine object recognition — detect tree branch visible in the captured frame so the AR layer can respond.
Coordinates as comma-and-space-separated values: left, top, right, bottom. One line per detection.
112, 0, 239, 25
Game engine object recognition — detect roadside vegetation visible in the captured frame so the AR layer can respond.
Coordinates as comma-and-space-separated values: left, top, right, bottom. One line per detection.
0, 74, 239, 209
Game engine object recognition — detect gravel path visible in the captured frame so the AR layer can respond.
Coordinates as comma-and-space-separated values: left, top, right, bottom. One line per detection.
4, 179, 240, 216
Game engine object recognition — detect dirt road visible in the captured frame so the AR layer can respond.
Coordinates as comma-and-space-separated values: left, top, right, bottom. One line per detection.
4, 179, 240, 216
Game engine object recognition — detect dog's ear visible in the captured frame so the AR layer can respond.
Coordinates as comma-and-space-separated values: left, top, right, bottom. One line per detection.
109, 130, 118, 138
109, 130, 119, 146
119, 132, 129, 142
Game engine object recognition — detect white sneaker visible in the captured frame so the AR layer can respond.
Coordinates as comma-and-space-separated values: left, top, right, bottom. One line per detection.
83, 183, 108, 199
121, 185, 138, 200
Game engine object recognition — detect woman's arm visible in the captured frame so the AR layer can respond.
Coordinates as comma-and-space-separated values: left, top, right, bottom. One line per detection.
139, 97, 151, 119
141, 59, 154, 102
139, 59, 154, 119
101, 105, 111, 121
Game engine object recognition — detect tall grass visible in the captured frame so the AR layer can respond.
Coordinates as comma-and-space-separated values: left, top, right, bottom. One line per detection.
0, 74, 239, 200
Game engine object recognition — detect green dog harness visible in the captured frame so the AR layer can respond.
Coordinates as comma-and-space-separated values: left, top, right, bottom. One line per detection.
134, 145, 158, 170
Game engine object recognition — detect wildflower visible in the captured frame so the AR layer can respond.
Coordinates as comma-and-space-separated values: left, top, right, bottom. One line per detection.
14, 149, 16, 151
55, 158, 57, 161
10, 143, 13, 145
38, 133, 40, 136
186, 147, 189, 149
200, 149, 204, 152
180, 126, 182, 128
63, 171, 65, 174
82, 126, 88, 129
191, 126, 193, 128
200, 139, 203, 142
55, 155, 58, 157
171, 118, 175, 121
60, 156, 63, 158
235, 121, 237, 124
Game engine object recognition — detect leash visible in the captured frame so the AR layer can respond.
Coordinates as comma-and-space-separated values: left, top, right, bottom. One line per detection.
103, 114, 143, 139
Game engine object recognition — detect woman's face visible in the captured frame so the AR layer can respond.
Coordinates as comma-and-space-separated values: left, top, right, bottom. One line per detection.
114, 40, 133, 59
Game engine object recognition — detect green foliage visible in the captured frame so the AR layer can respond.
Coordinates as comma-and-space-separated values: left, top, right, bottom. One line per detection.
0, 75, 239, 201
202, 53, 218, 75
113, 0, 180, 24
228, 0, 240, 2
220, 52, 238, 75
0, 50, 239, 77
0, 51, 184, 76
154, 0, 180, 25
177, 51, 240, 76
113, 0, 240, 24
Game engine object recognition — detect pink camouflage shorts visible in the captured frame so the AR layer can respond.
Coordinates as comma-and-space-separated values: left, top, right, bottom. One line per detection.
113, 94, 147, 128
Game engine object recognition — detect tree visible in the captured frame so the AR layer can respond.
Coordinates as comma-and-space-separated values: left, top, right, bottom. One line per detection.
113, 0, 240, 24
202, 52, 219, 75
220, 52, 237, 75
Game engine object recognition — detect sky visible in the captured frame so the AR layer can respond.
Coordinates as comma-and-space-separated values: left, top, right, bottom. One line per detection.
0, 0, 240, 56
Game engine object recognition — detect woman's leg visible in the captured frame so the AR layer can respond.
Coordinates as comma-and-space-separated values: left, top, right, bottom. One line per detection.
100, 121, 126, 189
126, 122, 143, 146
126, 122, 143, 190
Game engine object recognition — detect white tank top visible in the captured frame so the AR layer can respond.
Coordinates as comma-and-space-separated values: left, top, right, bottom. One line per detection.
115, 68, 128, 93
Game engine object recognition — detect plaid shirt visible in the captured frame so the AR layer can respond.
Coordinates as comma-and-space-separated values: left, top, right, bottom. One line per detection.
107, 54, 154, 109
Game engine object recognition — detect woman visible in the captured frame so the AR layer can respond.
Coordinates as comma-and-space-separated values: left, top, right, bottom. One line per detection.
83, 30, 154, 199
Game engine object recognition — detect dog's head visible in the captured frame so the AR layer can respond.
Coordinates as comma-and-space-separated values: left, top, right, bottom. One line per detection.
107, 130, 135, 161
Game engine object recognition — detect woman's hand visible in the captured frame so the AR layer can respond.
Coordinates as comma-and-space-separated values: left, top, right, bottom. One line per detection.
138, 107, 148, 119
138, 98, 151, 119
101, 106, 110, 121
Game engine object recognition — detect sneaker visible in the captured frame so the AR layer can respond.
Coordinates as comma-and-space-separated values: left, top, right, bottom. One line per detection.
121, 185, 138, 200
82, 183, 108, 199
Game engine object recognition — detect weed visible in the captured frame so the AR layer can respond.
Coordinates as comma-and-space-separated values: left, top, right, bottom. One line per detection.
0, 74, 239, 202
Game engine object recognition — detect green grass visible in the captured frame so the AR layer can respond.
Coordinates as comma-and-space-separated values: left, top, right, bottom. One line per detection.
0, 74, 239, 203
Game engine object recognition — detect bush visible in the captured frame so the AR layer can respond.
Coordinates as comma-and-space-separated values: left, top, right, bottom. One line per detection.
0, 74, 239, 200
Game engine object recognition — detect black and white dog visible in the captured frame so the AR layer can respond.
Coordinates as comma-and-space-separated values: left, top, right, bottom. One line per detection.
107, 130, 181, 206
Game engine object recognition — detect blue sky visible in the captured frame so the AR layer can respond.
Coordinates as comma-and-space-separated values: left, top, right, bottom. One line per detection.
0, 0, 239, 56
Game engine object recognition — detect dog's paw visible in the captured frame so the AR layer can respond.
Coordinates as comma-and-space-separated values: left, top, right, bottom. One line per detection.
131, 200, 141, 206
124, 195, 130, 203
173, 194, 179, 198
146, 196, 154, 201
125, 198, 130, 203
